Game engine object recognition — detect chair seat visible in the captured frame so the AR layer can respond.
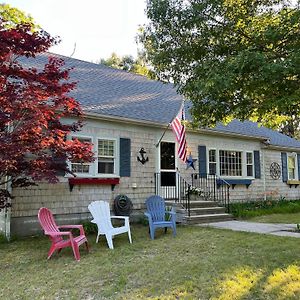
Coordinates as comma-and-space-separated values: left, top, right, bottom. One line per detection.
111, 225, 129, 235
153, 221, 173, 226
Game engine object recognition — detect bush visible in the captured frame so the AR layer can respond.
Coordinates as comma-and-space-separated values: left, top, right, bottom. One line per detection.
230, 199, 300, 219
81, 221, 98, 235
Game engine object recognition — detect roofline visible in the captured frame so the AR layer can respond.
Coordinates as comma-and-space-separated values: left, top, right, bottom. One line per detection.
83, 111, 269, 142
264, 145, 300, 152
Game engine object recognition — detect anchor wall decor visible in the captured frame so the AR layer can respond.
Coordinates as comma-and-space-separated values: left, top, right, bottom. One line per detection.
137, 148, 149, 165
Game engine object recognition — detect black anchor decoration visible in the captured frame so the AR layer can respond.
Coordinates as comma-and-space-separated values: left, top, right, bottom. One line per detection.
137, 148, 149, 165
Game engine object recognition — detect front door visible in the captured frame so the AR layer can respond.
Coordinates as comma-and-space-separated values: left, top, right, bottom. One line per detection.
159, 142, 177, 199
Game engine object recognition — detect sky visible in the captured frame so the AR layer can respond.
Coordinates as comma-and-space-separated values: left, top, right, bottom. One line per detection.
5, 0, 148, 62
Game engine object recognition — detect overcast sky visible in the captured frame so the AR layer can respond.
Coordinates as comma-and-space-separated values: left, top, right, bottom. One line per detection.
5, 0, 148, 62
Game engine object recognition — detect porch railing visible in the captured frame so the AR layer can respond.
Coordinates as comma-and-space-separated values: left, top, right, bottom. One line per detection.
191, 173, 230, 212
154, 172, 191, 216
154, 172, 231, 216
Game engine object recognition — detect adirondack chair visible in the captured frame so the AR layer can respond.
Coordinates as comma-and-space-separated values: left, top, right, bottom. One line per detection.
88, 200, 132, 249
144, 195, 176, 240
38, 207, 89, 261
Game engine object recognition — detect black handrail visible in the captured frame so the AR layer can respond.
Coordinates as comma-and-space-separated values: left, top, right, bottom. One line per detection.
154, 172, 191, 216
191, 173, 230, 212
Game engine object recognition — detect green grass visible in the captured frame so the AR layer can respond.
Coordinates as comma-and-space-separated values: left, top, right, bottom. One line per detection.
248, 212, 300, 224
230, 199, 300, 219
1, 225, 300, 299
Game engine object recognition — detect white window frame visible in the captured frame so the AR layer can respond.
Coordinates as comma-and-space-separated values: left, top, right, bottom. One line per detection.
207, 148, 255, 179
68, 134, 94, 176
67, 135, 120, 178
219, 149, 243, 177
246, 152, 254, 177
96, 138, 118, 177
287, 153, 298, 180
208, 149, 217, 175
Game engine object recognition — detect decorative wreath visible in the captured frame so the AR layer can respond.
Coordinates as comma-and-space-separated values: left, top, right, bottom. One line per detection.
270, 162, 281, 180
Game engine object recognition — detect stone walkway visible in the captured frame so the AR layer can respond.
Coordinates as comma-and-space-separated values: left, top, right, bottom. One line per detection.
199, 220, 300, 238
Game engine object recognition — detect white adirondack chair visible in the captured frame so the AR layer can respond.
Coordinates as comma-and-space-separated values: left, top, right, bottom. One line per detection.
88, 200, 132, 249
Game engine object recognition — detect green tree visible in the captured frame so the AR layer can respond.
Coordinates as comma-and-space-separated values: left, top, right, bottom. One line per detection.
100, 52, 156, 79
0, 3, 37, 29
141, 0, 300, 136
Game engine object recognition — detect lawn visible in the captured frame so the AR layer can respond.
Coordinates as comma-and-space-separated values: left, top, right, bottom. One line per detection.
1, 225, 300, 300
248, 212, 300, 224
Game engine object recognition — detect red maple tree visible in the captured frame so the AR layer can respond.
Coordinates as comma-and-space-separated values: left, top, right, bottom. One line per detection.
0, 21, 94, 210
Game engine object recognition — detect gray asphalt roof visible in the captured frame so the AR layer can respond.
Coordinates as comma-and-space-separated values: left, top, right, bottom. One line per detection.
20, 53, 300, 149
214, 120, 300, 149
22, 53, 183, 124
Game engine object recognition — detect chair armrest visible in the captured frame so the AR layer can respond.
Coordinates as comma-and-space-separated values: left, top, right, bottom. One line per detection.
111, 216, 129, 226
166, 211, 176, 215
58, 225, 85, 235
111, 216, 129, 220
144, 212, 153, 224
45, 231, 72, 237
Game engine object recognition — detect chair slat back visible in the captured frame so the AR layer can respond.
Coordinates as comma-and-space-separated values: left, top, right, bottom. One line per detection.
88, 201, 113, 232
38, 207, 62, 243
145, 196, 166, 222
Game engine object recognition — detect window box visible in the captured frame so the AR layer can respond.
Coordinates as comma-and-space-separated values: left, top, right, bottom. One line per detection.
68, 177, 120, 192
217, 178, 253, 189
287, 180, 300, 188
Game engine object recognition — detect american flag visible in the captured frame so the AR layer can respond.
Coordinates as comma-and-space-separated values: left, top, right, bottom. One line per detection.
170, 103, 187, 163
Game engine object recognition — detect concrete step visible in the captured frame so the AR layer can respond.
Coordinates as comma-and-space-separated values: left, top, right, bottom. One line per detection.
178, 207, 226, 216
184, 213, 233, 224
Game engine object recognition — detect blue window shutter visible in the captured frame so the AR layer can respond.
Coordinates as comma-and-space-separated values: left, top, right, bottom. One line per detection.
198, 145, 207, 176
281, 152, 288, 182
254, 151, 261, 179
297, 154, 300, 180
120, 138, 131, 177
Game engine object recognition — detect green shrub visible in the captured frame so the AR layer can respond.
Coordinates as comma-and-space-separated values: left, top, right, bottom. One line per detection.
230, 199, 300, 218
81, 221, 98, 235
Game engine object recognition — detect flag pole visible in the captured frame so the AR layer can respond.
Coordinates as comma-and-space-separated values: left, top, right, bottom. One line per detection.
155, 123, 170, 148
155, 101, 185, 148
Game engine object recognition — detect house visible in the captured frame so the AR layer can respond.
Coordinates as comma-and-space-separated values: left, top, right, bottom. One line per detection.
3, 53, 300, 236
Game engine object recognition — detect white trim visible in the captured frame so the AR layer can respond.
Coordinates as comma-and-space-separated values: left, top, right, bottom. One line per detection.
287, 152, 298, 180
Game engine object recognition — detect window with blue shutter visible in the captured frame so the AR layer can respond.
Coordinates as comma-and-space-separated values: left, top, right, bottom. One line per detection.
281, 152, 288, 182
120, 138, 131, 177
254, 150, 261, 179
198, 145, 207, 176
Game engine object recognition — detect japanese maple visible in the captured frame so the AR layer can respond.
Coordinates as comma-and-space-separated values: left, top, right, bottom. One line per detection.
0, 20, 94, 210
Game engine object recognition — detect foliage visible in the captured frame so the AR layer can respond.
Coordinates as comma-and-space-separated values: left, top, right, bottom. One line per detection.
141, 0, 300, 136
0, 3, 36, 29
81, 221, 98, 235
230, 199, 300, 218
1, 225, 300, 299
99, 52, 156, 79
0, 13, 94, 210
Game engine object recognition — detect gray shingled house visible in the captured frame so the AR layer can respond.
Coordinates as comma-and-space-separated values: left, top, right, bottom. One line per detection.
2, 53, 300, 236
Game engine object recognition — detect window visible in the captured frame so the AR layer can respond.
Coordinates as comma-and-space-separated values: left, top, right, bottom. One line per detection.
288, 154, 296, 180
98, 139, 115, 174
208, 149, 217, 175
71, 137, 92, 174
219, 150, 242, 176
246, 152, 253, 177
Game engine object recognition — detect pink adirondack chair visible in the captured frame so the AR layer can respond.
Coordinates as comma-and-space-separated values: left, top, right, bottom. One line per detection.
38, 207, 89, 261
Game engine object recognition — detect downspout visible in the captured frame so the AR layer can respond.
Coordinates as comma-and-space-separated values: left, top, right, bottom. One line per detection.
4, 177, 11, 241
261, 140, 270, 201
262, 148, 267, 201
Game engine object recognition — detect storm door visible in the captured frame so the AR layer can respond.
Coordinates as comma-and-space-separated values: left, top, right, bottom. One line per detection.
159, 142, 177, 199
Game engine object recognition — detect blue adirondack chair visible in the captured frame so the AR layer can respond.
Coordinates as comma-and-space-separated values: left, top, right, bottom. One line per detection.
144, 195, 176, 240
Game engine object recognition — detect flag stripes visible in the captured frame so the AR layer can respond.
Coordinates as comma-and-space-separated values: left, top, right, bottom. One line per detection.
170, 104, 187, 163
